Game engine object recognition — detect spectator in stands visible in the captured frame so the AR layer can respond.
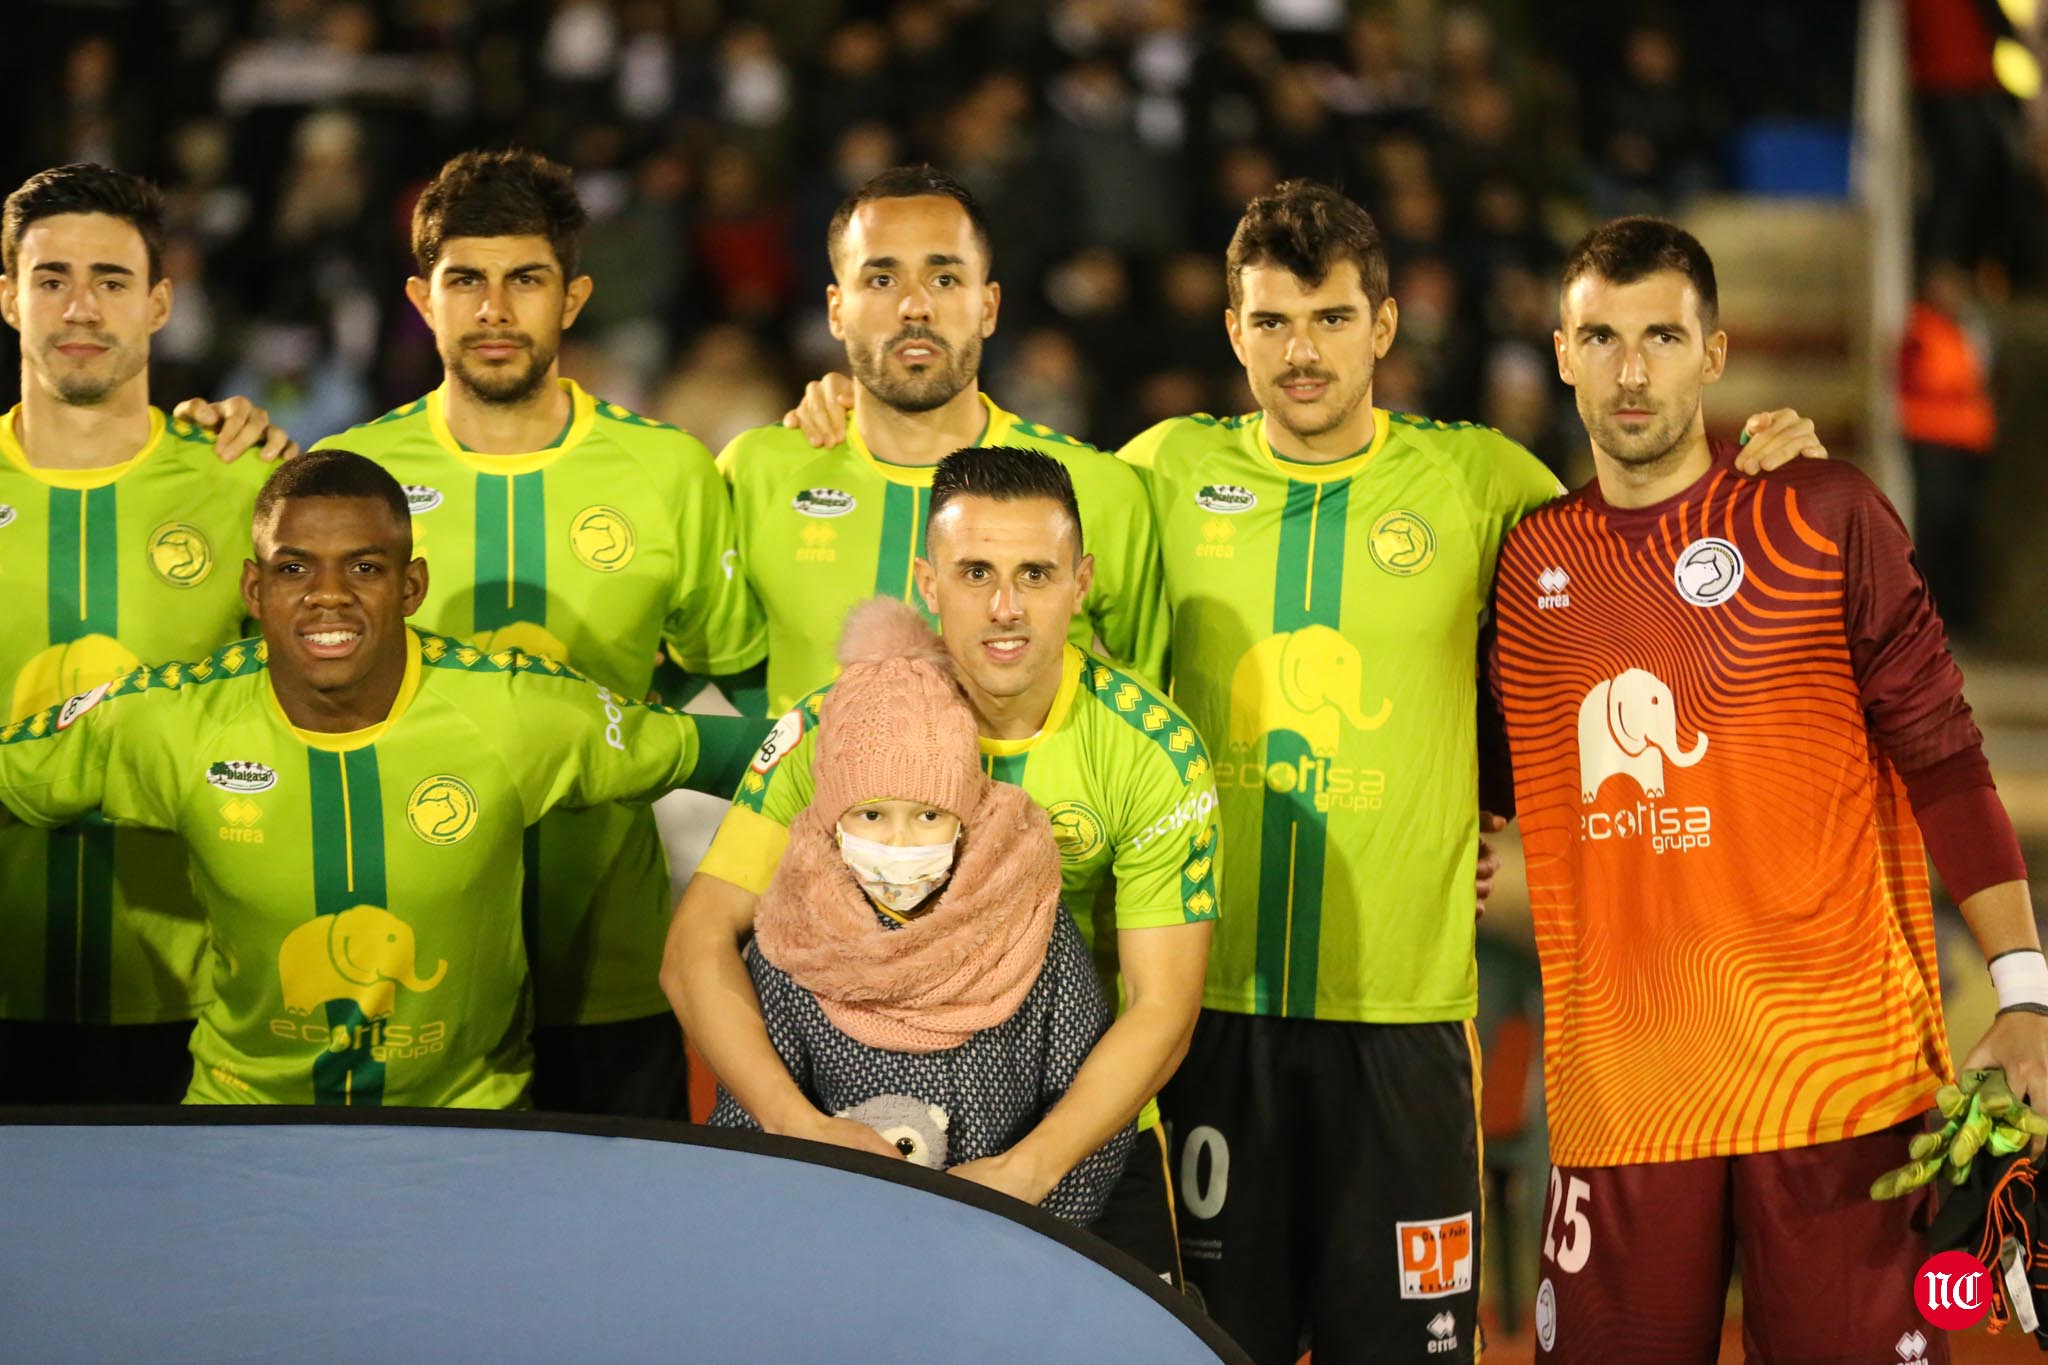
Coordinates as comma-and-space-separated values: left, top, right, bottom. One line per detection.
1907, 0, 2033, 285
1900, 258, 2000, 641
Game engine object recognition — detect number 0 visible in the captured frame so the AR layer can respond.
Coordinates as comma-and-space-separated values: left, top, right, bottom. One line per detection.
1179, 1125, 1229, 1221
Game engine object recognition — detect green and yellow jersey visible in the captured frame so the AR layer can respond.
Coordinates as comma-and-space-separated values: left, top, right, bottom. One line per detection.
718, 394, 1169, 716
0, 407, 268, 1024
698, 644, 1219, 1129
0, 630, 760, 1107
1122, 409, 1559, 1023
314, 379, 764, 1025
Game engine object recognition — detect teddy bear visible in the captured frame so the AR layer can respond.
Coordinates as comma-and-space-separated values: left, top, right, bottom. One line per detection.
837, 1094, 951, 1168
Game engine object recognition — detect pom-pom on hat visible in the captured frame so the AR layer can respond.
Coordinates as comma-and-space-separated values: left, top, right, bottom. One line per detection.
812, 598, 987, 827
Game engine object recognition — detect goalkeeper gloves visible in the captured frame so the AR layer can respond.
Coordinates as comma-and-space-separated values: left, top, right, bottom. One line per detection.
1871, 1069, 2048, 1200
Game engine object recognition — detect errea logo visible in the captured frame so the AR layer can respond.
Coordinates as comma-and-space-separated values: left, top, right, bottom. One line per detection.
1425, 1310, 1458, 1354
1536, 566, 1571, 610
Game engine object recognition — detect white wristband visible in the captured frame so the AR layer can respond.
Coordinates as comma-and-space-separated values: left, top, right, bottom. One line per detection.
1990, 950, 2048, 1012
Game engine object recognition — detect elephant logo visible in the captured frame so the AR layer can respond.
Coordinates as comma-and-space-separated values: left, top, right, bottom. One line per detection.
1047, 800, 1107, 862
1229, 626, 1392, 757
407, 774, 479, 846
569, 504, 636, 572
146, 522, 213, 587
277, 906, 447, 1020
1672, 537, 1744, 607
1368, 510, 1436, 576
1577, 668, 1708, 802
10, 634, 140, 724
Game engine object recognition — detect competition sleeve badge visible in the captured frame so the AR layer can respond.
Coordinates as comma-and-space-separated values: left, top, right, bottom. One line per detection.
750, 708, 806, 775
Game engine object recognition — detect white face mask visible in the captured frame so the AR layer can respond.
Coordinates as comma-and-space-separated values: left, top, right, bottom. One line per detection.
836, 826, 959, 915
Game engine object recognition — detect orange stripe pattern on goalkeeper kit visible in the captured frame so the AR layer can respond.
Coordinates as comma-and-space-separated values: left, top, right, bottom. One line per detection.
1493, 463, 1950, 1168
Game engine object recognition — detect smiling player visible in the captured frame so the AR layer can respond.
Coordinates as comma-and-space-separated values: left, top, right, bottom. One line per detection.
0, 450, 765, 1107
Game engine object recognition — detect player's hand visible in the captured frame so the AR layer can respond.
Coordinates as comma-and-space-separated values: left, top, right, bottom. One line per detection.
781, 372, 855, 447
172, 396, 300, 464
1476, 810, 1508, 921
1733, 409, 1825, 475
777, 1109, 904, 1160
949, 1150, 1056, 1205
1965, 1014, 2048, 1134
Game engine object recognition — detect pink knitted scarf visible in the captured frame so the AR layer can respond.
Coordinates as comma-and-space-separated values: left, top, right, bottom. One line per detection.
752, 781, 1062, 1054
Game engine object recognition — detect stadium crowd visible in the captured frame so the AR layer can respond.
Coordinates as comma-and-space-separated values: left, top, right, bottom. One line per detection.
7, 0, 1881, 474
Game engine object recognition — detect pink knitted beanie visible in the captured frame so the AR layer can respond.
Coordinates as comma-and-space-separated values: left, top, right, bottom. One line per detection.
812, 598, 987, 826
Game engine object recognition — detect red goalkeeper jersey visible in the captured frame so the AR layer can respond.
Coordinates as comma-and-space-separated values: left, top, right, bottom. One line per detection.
1491, 446, 1977, 1167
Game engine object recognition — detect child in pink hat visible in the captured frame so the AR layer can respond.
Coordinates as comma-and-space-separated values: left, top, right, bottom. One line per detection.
708, 598, 1131, 1224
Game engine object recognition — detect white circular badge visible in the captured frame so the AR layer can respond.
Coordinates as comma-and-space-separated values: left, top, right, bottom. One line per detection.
1673, 536, 1745, 607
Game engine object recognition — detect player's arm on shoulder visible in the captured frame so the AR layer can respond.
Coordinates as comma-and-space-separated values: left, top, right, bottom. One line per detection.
783, 371, 855, 447
0, 671, 179, 831
169, 395, 300, 464
1732, 409, 1828, 474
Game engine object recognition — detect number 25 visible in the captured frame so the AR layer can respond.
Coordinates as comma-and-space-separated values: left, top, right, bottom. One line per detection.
1543, 1168, 1592, 1274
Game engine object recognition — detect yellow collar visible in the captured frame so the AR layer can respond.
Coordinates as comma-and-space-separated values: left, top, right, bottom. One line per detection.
425, 378, 595, 474
978, 644, 1083, 757
270, 629, 424, 752
0, 405, 166, 490
1256, 407, 1390, 484
846, 392, 1004, 488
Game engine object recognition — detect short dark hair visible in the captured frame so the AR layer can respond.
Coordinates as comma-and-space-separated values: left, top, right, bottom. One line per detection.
411, 149, 587, 277
253, 449, 411, 543
3, 163, 166, 283
1560, 216, 1720, 331
826, 164, 993, 277
927, 446, 1083, 554
1226, 179, 1388, 311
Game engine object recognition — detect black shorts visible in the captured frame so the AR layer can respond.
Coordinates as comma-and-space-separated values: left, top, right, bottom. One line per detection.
0, 1018, 195, 1104
1088, 1122, 1186, 1289
531, 1014, 689, 1120
1161, 1010, 1483, 1365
